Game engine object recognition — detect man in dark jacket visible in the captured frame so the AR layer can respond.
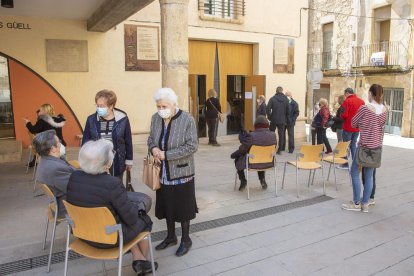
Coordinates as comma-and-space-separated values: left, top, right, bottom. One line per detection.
266, 86, 289, 154
231, 116, 277, 191
285, 91, 299, 153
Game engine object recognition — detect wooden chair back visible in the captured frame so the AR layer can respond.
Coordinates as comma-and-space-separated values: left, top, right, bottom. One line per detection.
40, 183, 55, 198
63, 201, 118, 245
298, 144, 324, 162
68, 160, 80, 169
334, 141, 350, 158
248, 145, 276, 165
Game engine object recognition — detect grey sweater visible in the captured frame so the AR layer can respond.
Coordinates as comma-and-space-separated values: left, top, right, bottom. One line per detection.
148, 110, 198, 181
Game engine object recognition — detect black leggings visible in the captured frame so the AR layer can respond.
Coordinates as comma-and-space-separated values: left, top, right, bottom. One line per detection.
316, 127, 332, 152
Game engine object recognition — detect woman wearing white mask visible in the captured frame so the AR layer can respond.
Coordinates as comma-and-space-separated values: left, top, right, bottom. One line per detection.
148, 88, 198, 257
82, 90, 133, 179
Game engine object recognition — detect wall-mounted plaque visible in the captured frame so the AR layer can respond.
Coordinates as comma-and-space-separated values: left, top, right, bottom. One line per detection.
273, 37, 295, 74
124, 24, 160, 71
46, 39, 88, 72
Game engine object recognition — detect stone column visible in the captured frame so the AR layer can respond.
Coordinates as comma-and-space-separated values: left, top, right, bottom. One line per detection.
159, 0, 189, 111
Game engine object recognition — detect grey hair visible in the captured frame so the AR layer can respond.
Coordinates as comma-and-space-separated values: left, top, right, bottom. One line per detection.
32, 130, 58, 156
276, 86, 283, 93
153, 88, 178, 105
78, 139, 114, 175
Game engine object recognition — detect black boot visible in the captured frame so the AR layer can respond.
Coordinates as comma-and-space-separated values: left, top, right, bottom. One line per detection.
238, 170, 247, 191
260, 179, 268, 189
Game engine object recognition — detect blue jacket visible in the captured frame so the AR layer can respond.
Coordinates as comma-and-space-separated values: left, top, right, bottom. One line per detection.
82, 108, 133, 176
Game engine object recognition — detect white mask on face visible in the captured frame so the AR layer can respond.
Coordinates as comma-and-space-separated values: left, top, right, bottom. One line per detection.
59, 144, 66, 157
158, 108, 172, 119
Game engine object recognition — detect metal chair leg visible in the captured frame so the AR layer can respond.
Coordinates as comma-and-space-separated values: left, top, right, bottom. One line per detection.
32, 155, 38, 180
246, 169, 250, 200
42, 216, 49, 250
307, 170, 312, 187
282, 162, 287, 189
333, 162, 338, 191
148, 235, 156, 276
322, 164, 326, 195
47, 214, 58, 272
296, 166, 299, 198
102, 261, 108, 276
327, 164, 332, 180
274, 166, 278, 197
311, 170, 316, 186
63, 226, 71, 276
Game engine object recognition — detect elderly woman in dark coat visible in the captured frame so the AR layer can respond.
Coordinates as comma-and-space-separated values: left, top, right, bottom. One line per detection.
231, 116, 277, 191
148, 88, 198, 257
66, 139, 157, 274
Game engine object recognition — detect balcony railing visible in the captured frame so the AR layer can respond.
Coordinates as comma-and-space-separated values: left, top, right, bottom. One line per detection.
352, 41, 406, 68
198, 0, 245, 19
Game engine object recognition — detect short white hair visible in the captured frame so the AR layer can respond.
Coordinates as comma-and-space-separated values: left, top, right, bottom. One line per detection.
78, 139, 114, 175
153, 87, 178, 105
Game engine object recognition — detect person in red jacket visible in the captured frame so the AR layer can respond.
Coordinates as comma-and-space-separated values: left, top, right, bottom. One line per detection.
340, 88, 365, 162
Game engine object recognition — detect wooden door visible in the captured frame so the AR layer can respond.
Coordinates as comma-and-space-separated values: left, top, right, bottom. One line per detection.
244, 75, 266, 131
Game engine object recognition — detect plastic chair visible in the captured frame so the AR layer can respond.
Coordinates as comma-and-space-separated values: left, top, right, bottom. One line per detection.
322, 141, 351, 190
282, 144, 325, 198
40, 184, 65, 272
234, 145, 277, 200
63, 201, 156, 276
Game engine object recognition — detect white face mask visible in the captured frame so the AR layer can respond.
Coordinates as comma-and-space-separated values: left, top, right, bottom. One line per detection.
59, 144, 66, 157
96, 107, 109, 117
158, 108, 172, 119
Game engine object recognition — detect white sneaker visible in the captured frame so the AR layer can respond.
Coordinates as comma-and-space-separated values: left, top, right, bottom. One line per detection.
368, 199, 375, 206
341, 201, 361, 212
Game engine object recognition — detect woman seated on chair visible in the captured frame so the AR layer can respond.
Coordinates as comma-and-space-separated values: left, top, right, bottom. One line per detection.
66, 139, 158, 274
33, 129, 76, 216
231, 115, 277, 191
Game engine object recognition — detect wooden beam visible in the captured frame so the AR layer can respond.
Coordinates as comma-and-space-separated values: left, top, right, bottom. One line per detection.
87, 0, 154, 32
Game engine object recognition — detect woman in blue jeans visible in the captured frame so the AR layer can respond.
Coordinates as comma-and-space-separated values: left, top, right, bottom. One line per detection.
342, 84, 387, 213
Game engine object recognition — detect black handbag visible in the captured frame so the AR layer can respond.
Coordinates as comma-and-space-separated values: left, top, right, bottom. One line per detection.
125, 170, 135, 192
356, 146, 382, 168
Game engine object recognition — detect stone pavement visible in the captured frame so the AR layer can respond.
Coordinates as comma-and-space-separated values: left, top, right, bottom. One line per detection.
1, 133, 414, 275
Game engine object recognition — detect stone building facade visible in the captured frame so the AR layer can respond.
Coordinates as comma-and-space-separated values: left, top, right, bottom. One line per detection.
308, 0, 414, 137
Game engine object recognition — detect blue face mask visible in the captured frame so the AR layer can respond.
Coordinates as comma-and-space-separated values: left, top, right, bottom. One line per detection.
97, 107, 108, 117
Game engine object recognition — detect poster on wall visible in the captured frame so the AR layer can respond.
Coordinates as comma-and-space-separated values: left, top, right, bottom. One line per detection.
273, 37, 295, 74
124, 24, 160, 71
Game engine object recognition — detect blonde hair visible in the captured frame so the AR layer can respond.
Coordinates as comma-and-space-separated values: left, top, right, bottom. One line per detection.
258, 95, 266, 102
319, 98, 328, 107
40, 104, 55, 116
95, 90, 117, 107
208, 89, 217, 98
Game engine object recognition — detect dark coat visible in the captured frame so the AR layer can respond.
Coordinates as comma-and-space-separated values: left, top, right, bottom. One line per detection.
26, 114, 67, 146
231, 128, 277, 171
257, 102, 267, 117
205, 97, 221, 119
266, 92, 290, 125
332, 106, 344, 130
66, 171, 149, 244
82, 109, 133, 177
287, 99, 299, 126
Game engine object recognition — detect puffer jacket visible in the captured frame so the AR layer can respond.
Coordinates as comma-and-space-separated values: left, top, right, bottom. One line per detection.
266, 92, 290, 125
82, 108, 133, 177
26, 114, 67, 146
66, 171, 150, 244
231, 128, 277, 171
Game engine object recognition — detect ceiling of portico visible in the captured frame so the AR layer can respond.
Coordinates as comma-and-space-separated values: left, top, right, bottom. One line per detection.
0, 0, 106, 20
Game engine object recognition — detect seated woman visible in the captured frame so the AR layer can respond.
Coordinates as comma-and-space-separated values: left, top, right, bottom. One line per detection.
66, 139, 157, 274
33, 129, 75, 216
231, 116, 277, 191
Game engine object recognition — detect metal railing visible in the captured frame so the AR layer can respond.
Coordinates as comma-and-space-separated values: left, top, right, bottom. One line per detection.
198, 0, 245, 18
352, 41, 405, 67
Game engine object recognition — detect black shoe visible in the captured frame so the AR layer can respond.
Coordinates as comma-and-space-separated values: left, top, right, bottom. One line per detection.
27, 159, 36, 168
132, 260, 158, 274
239, 179, 247, 191
276, 151, 282, 155
260, 179, 268, 189
212, 143, 221, 147
155, 237, 177, 251
176, 240, 192, 257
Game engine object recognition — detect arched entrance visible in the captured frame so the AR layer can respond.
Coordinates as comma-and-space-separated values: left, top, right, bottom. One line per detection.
0, 52, 82, 147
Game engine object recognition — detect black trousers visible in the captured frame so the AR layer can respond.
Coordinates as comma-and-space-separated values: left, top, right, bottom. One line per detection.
316, 127, 332, 152
238, 170, 265, 181
270, 123, 285, 153
285, 125, 295, 153
362, 167, 376, 199
311, 127, 317, 145
206, 118, 219, 144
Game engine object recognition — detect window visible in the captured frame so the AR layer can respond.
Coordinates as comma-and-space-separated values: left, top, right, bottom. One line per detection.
322, 23, 333, 69
199, 0, 244, 23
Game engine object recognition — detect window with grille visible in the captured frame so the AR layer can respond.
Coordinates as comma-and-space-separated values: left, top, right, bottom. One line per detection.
199, 0, 245, 22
